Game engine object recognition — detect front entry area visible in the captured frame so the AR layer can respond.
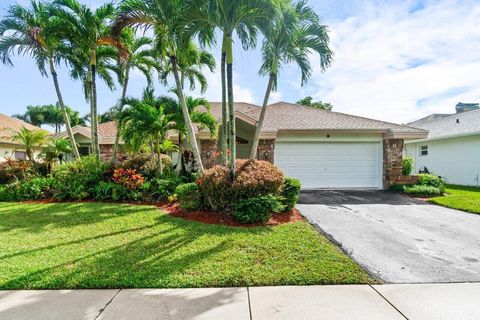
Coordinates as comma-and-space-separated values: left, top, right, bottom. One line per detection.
274, 141, 382, 189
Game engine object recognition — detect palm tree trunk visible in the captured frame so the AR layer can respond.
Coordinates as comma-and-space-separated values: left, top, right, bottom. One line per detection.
176, 133, 183, 173
220, 34, 228, 167
112, 68, 130, 164
250, 74, 274, 159
226, 35, 235, 179
156, 139, 163, 175
90, 49, 100, 161
49, 57, 80, 159
170, 55, 205, 173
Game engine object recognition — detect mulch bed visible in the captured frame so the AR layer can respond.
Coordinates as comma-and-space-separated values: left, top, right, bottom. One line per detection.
162, 202, 304, 227
20, 199, 304, 228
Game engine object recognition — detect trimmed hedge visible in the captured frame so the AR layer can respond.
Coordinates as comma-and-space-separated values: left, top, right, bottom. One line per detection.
233, 195, 285, 224
403, 185, 444, 197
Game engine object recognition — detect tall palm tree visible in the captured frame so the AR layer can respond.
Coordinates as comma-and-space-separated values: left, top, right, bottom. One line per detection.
111, 28, 163, 163
159, 40, 215, 93
0, 1, 80, 158
114, 0, 210, 173
250, 0, 333, 158
187, 0, 278, 177
53, 0, 126, 160
118, 88, 178, 175
11, 127, 49, 162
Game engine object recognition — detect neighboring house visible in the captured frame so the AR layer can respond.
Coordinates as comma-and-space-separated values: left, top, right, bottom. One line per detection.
200, 102, 427, 189
0, 113, 49, 161
52, 121, 120, 162
405, 103, 480, 186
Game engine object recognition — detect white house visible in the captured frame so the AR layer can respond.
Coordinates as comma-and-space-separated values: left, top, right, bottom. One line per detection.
405, 103, 480, 186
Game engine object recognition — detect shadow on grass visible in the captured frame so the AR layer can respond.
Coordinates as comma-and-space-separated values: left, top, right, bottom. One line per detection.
0, 202, 272, 289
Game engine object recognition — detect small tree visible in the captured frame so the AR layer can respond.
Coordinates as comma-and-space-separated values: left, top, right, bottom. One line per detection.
43, 138, 73, 171
12, 127, 49, 163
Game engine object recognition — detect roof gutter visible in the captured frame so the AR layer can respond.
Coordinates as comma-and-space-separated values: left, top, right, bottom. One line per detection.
404, 131, 480, 144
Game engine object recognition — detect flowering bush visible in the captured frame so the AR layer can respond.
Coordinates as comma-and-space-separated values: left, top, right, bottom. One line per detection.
0, 157, 35, 184
112, 168, 145, 190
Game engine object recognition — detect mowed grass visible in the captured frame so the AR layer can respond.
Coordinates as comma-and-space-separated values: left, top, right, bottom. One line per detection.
429, 184, 480, 214
0, 202, 373, 289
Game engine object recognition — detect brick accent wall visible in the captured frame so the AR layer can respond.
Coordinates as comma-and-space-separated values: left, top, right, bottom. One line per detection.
383, 139, 405, 187
257, 139, 275, 164
200, 140, 218, 169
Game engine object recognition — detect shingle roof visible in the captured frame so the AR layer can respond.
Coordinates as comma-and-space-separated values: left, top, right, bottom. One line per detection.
407, 109, 480, 140
52, 121, 121, 145
0, 113, 50, 144
206, 101, 426, 134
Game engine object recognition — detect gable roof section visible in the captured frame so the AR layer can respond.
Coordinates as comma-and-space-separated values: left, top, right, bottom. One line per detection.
52, 121, 121, 145
205, 101, 427, 138
406, 108, 480, 142
0, 113, 50, 144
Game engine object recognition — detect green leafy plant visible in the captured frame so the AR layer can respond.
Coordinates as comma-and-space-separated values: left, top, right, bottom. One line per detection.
0, 158, 35, 184
175, 183, 202, 211
281, 177, 302, 211
233, 195, 285, 224
0, 177, 54, 201
52, 156, 105, 200
143, 175, 183, 201
417, 174, 445, 191
402, 156, 414, 175
94, 181, 140, 202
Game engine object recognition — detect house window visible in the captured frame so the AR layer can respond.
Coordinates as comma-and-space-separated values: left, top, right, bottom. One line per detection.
79, 146, 90, 156
14, 151, 26, 160
420, 145, 428, 156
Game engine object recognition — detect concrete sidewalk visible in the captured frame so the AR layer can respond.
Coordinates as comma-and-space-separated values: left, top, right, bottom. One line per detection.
1, 283, 479, 320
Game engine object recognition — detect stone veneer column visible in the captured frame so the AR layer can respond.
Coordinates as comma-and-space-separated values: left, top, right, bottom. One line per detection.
200, 140, 218, 169
257, 139, 275, 164
383, 139, 404, 187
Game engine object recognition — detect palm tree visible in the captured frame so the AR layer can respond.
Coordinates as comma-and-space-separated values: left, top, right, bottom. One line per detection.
111, 29, 163, 163
118, 88, 178, 175
11, 127, 49, 162
114, 0, 209, 173
0, 1, 80, 159
250, 0, 333, 158
53, 0, 126, 161
43, 138, 73, 170
159, 40, 215, 93
161, 94, 218, 172
187, 0, 278, 176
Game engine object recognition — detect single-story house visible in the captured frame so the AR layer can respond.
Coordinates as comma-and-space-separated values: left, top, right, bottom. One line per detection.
0, 113, 49, 161
405, 103, 480, 186
52, 121, 120, 162
200, 102, 427, 189
58, 102, 428, 189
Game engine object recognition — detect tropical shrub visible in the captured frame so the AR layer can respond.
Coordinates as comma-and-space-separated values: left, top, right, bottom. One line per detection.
199, 160, 284, 212
403, 185, 444, 197
94, 181, 141, 201
121, 153, 172, 179
175, 183, 202, 211
52, 156, 105, 200
233, 195, 285, 224
143, 173, 183, 201
0, 177, 55, 201
281, 177, 301, 211
417, 173, 445, 191
0, 158, 35, 184
112, 168, 145, 190
402, 156, 414, 176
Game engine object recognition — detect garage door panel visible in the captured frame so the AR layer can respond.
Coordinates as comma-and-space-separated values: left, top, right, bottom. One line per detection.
275, 141, 381, 189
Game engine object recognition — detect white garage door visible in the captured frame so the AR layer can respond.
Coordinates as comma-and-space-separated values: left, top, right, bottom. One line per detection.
275, 141, 382, 189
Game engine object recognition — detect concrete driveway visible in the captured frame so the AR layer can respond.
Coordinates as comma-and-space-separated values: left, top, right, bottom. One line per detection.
298, 190, 480, 283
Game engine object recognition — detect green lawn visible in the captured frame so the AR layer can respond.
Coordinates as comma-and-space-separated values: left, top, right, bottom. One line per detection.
429, 184, 480, 214
0, 202, 373, 289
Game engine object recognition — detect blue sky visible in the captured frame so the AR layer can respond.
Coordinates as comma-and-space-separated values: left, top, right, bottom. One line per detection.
1, 0, 480, 125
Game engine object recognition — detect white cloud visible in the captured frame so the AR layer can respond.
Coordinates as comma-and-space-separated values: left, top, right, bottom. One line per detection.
310, 0, 480, 123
